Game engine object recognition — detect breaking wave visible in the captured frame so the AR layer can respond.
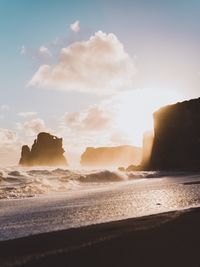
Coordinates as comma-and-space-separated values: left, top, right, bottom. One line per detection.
0, 167, 160, 199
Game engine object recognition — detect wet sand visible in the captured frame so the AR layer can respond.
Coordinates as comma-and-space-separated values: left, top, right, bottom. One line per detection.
0, 207, 200, 267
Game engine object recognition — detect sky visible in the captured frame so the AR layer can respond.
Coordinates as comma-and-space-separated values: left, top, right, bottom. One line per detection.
0, 0, 200, 166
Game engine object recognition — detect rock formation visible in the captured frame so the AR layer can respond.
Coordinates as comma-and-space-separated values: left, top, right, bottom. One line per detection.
81, 145, 142, 168
19, 132, 68, 166
141, 130, 154, 167
124, 131, 154, 171
149, 98, 200, 170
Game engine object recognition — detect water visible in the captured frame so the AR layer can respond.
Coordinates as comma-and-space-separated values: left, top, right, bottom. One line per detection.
1, 167, 200, 240
0, 167, 158, 199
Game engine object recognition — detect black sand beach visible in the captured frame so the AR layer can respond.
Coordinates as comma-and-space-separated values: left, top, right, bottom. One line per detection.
1, 207, 200, 267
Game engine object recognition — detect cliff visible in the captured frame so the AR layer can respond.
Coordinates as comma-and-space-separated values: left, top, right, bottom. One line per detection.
149, 97, 200, 170
19, 132, 68, 166
141, 130, 154, 167
81, 145, 142, 167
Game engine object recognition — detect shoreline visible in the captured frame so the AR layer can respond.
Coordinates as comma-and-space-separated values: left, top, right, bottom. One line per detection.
1, 207, 200, 266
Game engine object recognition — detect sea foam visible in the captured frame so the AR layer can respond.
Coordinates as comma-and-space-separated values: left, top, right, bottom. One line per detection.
0, 167, 159, 199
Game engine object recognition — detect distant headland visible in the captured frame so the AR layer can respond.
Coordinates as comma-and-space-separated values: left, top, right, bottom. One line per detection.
81, 145, 141, 168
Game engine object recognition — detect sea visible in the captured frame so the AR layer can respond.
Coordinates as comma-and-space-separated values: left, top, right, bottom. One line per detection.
0, 166, 200, 240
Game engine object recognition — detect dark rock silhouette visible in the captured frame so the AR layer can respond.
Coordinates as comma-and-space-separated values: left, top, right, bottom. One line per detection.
19, 132, 68, 166
149, 98, 200, 170
81, 145, 142, 167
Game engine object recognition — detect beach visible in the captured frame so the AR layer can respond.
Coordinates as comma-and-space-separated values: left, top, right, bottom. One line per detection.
1, 207, 200, 267
1, 170, 200, 266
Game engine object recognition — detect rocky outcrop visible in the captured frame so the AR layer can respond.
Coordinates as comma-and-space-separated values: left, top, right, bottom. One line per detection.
19, 132, 68, 166
81, 145, 142, 168
149, 98, 200, 170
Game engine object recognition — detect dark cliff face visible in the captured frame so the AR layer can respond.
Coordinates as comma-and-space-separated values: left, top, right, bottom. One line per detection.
149, 98, 200, 170
19, 132, 68, 166
81, 145, 142, 167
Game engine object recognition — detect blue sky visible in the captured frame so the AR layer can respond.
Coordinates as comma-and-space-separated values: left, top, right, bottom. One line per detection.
0, 0, 200, 165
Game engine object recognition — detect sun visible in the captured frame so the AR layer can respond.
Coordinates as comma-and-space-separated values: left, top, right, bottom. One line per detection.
115, 88, 186, 146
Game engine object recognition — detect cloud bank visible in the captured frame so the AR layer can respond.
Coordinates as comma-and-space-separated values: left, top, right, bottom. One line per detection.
28, 31, 135, 94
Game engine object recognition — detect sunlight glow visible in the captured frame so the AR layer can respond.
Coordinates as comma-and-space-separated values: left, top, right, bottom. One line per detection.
115, 89, 186, 146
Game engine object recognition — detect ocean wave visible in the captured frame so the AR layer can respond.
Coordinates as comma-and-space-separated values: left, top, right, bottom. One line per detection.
0, 167, 160, 199
79, 170, 124, 182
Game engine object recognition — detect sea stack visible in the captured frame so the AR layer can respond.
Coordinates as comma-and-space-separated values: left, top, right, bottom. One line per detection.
149, 98, 200, 170
19, 132, 68, 166
81, 145, 142, 168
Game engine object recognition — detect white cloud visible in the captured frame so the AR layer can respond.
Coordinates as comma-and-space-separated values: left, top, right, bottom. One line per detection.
58, 103, 116, 156
70, 20, 80, 32
28, 31, 135, 94
1, 104, 10, 111
17, 118, 46, 136
64, 105, 111, 132
0, 129, 21, 167
18, 111, 38, 118
37, 46, 52, 59
0, 128, 17, 144
20, 45, 51, 61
